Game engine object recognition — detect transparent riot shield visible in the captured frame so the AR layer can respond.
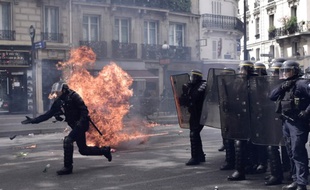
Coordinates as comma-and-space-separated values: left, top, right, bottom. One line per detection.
170, 73, 190, 129
200, 68, 235, 128
249, 76, 284, 146
217, 74, 251, 140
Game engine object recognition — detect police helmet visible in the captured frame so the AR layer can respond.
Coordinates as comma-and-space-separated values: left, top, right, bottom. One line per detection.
254, 62, 267, 76
279, 60, 301, 79
189, 70, 203, 83
239, 61, 254, 75
220, 67, 235, 75
51, 81, 68, 93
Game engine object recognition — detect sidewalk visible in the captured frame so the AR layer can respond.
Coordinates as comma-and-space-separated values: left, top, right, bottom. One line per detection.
0, 113, 178, 138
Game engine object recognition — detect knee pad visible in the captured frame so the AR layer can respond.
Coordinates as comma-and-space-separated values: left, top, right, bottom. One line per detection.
64, 136, 73, 148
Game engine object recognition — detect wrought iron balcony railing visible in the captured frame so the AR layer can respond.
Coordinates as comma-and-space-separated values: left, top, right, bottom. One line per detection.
141, 44, 191, 61
41, 32, 63, 43
79, 41, 107, 59
112, 40, 137, 59
0, 30, 15, 41
269, 21, 310, 40
202, 14, 244, 34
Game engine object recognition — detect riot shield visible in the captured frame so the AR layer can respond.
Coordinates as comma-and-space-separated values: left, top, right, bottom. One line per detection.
170, 74, 190, 129
217, 74, 251, 140
249, 76, 284, 146
200, 68, 235, 128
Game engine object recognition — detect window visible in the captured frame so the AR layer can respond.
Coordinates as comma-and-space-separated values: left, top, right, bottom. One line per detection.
83, 15, 100, 41
256, 48, 260, 61
269, 15, 274, 27
44, 6, 59, 35
291, 6, 297, 18
144, 21, 158, 45
211, 1, 221, 14
169, 23, 184, 46
270, 45, 274, 58
114, 18, 130, 43
255, 17, 260, 35
0, 2, 11, 31
212, 40, 217, 59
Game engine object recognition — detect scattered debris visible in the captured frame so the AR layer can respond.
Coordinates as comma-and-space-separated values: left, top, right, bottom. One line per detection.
25, 144, 37, 149
16, 152, 28, 158
9, 135, 17, 140
43, 164, 51, 173
111, 148, 116, 153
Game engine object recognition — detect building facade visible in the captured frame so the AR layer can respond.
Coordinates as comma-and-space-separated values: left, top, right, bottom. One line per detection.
238, 0, 310, 69
199, 0, 244, 72
0, 0, 201, 114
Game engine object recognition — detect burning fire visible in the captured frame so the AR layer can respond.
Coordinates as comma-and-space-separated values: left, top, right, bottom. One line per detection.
56, 46, 157, 147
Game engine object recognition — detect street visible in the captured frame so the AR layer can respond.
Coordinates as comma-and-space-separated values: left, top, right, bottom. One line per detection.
1, 121, 308, 190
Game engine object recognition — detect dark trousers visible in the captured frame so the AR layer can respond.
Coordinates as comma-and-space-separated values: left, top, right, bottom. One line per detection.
282, 119, 309, 186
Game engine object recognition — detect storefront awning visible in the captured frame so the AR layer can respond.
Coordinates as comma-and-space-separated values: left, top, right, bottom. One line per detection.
126, 70, 158, 81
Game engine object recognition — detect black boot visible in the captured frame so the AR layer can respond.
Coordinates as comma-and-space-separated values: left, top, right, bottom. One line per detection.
218, 144, 225, 152
102, 146, 112, 162
227, 170, 245, 181
57, 166, 73, 175
282, 182, 297, 190
199, 154, 206, 162
266, 146, 283, 186
57, 136, 74, 175
296, 185, 307, 190
227, 140, 245, 181
186, 158, 200, 165
186, 131, 203, 166
221, 139, 235, 170
265, 175, 282, 186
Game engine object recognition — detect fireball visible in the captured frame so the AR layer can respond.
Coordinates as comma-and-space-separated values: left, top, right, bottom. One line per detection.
56, 46, 156, 147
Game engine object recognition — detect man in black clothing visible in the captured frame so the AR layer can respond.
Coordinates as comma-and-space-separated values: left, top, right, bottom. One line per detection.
179, 70, 207, 165
22, 81, 112, 175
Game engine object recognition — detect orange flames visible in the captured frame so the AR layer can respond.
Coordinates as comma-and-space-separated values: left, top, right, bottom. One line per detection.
57, 46, 156, 147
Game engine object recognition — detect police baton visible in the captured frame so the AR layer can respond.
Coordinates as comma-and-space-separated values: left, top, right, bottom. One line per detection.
88, 116, 103, 136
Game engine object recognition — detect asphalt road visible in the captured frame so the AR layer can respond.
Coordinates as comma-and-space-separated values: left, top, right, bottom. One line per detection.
1, 123, 308, 190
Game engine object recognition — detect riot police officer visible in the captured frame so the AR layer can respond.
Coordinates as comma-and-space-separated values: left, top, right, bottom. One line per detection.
227, 61, 258, 181
252, 62, 269, 174
269, 60, 310, 190
179, 70, 207, 165
21, 81, 112, 175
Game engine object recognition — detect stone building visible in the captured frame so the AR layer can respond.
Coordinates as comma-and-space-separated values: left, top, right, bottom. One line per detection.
0, 0, 201, 114
238, 0, 310, 69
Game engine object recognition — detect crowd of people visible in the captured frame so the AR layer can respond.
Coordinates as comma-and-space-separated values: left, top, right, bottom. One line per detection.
179, 59, 310, 190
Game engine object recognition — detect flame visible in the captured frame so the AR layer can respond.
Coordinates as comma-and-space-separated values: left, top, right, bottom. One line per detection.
57, 46, 157, 147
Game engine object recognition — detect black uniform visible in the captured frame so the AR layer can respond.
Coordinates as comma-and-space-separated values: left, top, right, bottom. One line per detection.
22, 87, 111, 175
180, 73, 207, 165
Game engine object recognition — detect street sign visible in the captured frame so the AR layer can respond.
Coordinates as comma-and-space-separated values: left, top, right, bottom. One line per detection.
260, 53, 272, 57
34, 41, 46, 49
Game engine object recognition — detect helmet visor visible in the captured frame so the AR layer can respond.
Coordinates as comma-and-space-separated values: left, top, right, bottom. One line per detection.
279, 68, 294, 79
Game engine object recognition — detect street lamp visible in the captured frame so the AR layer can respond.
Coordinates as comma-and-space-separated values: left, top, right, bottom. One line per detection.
29, 25, 37, 117
159, 41, 170, 95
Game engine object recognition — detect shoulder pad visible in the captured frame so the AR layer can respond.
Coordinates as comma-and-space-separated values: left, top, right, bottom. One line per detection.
198, 81, 207, 92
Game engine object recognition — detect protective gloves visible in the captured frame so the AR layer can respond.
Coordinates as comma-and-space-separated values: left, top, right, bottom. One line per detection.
298, 110, 309, 119
281, 80, 294, 90
21, 116, 34, 124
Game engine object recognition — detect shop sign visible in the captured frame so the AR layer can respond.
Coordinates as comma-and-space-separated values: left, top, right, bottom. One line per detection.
0, 51, 30, 67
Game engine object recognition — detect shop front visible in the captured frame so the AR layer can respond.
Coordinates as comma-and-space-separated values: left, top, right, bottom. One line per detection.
0, 47, 31, 114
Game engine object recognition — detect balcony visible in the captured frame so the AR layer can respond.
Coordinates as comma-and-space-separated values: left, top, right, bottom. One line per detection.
41, 32, 63, 43
269, 21, 310, 40
141, 44, 191, 61
0, 30, 15, 41
202, 14, 244, 34
111, 0, 191, 13
112, 40, 137, 59
79, 41, 107, 59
